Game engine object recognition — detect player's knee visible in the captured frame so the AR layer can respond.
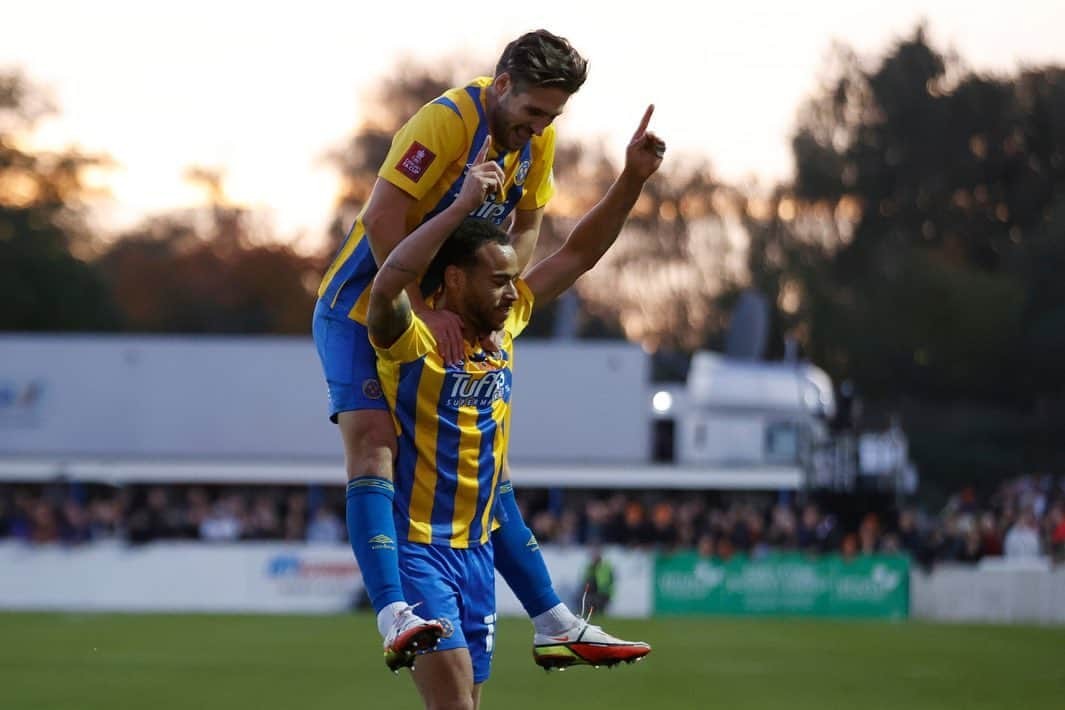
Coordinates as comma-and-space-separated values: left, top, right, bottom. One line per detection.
342, 445, 394, 481
337, 410, 397, 478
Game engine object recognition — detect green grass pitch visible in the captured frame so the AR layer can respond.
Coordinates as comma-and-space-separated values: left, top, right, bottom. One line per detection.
2, 613, 1063, 709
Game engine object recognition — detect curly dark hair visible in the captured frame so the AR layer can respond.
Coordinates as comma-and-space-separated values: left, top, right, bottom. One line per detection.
420, 218, 512, 296
495, 29, 589, 95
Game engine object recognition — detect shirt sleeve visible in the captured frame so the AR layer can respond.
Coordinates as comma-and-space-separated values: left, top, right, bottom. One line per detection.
504, 279, 536, 340
517, 125, 556, 211
371, 315, 437, 363
378, 102, 466, 200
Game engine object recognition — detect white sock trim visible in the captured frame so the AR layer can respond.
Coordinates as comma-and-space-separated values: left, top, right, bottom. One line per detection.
377, 601, 408, 639
532, 603, 580, 636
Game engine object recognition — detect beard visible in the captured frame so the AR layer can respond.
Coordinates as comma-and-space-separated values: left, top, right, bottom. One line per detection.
489, 110, 529, 152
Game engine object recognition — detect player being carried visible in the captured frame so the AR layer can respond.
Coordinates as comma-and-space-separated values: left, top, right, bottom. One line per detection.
366, 108, 664, 708
313, 29, 651, 671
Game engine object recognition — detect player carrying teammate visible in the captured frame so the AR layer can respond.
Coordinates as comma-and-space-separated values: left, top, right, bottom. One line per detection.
365, 108, 664, 707
313, 30, 650, 671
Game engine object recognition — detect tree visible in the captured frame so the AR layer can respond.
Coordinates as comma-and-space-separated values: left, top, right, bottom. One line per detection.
0, 70, 117, 331
747, 27, 1065, 492
98, 168, 318, 334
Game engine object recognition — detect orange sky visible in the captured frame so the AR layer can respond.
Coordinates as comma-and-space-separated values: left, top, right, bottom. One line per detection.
5, 0, 1064, 251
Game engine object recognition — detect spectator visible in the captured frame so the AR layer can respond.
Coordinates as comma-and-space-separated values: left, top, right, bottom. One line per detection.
1048, 505, 1065, 563
128, 487, 184, 543
245, 493, 282, 540
797, 504, 829, 553
582, 499, 611, 545
200, 495, 243, 541
283, 492, 307, 542
978, 512, 1003, 557
696, 532, 716, 559
2, 474, 1061, 567
581, 549, 615, 614
29, 500, 60, 544
9, 490, 34, 541
840, 533, 858, 560
858, 513, 880, 555
1003, 509, 1042, 560
896, 509, 924, 559
531, 509, 559, 543
619, 500, 652, 547
648, 501, 677, 548
60, 499, 92, 544
556, 509, 581, 547
89, 498, 123, 540
957, 528, 984, 563
766, 504, 798, 550
305, 506, 344, 544
935, 514, 966, 562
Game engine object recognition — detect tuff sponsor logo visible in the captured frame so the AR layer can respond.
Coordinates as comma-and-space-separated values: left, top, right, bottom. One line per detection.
395, 142, 436, 182
445, 370, 507, 409
469, 200, 508, 223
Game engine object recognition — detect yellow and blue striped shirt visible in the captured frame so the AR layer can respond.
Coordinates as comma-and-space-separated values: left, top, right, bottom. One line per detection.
317, 77, 556, 323
372, 280, 535, 548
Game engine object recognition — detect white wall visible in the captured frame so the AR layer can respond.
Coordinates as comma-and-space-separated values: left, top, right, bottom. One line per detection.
0, 541, 364, 613
0, 335, 649, 464
911, 564, 1065, 625
0, 542, 654, 618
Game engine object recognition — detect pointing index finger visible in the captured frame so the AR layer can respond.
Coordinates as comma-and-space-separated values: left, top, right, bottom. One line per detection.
632, 104, 655, 142
473, 135, 492, 165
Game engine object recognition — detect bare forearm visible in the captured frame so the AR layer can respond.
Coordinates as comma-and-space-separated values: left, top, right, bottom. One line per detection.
367, 202, 467, 346
565, 169, 645, 269
524, 170, 649, 306
372, 202, 469, 301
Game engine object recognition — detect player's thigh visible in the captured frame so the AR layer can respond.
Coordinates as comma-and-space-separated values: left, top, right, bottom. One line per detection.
312, 302, 391, 426
461, 545, 497, 686
336, 409, 396, 479
410, 647, 476, 710
399, 543, 463, 643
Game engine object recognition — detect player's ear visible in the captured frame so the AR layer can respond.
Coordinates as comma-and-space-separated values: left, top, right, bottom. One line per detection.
444, 264, 465, 292
493, 72, 512, 97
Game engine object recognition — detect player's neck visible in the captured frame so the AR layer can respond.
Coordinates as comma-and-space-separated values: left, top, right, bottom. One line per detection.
433, 301, 489, 349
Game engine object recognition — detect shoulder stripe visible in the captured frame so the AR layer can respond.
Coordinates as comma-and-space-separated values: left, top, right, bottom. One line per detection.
432, 96, 462, 119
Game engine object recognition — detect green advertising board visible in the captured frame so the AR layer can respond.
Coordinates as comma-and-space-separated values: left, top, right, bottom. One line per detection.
654, 552, 909, 619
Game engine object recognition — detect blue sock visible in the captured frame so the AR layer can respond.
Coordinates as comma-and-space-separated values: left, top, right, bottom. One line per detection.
346, 477, 405, 614
492, 480, 562, 617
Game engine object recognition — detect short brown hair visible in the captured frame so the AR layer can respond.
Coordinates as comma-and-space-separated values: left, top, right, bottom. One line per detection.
495, 29, 588, 95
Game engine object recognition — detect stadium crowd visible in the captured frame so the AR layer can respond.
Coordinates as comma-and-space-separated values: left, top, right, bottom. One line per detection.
1, 475, 1063, 567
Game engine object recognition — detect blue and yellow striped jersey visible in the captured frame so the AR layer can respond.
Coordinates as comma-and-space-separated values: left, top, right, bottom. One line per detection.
317, 77, 556, 323
371, 280, 535, 548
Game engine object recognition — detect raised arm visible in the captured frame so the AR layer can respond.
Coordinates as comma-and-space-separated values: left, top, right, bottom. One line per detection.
367, 138, 504, 348
523, 105, 665, 307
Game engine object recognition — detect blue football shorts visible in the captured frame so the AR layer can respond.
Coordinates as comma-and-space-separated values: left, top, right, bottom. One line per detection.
398, 540, 497, 684
312, 299, 389, 421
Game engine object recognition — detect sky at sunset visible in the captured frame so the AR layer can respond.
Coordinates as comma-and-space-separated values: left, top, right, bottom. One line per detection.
5, 0, 1064, 250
